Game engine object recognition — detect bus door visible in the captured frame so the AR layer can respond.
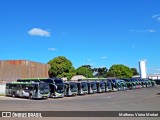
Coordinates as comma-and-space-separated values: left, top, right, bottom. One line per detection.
90, 82, 97, 93
106, 80, 112, 91
64, 83, 69, 96
100, 82, 105, 92
64, 83, 73, 96
81, 82, 88, 94
96, 82, 102, 93
77, 83, 83, 95
87, 82, 93, 94
49, 84, 56, 97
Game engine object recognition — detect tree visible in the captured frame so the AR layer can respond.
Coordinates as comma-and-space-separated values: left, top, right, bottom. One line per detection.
48, 56, 76, 80
76, 65, 93, 78
93, 67, 108, 78
106, 71, 115, 77
131, 68, 139, 76
108, 64, 133, 78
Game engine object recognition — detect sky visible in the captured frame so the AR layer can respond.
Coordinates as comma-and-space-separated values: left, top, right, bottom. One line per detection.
0, 0, 160, 74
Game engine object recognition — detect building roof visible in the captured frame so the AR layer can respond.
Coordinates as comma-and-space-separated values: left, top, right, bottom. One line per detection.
132, 74, 160, 78
71, 75, 86, 81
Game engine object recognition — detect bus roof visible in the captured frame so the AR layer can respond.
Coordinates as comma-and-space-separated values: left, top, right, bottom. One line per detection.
6, 82, 39, 85
18, 78, 47, 80
17, 78, 63, 84
80, 78, 107, 80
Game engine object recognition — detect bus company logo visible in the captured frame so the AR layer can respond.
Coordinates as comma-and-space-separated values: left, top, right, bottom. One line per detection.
2, 112, 11, 117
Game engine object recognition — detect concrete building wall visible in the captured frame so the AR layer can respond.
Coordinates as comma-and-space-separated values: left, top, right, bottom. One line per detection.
148, 75, 160, 80
0, 60, 50, 84
0, 84, 5, 94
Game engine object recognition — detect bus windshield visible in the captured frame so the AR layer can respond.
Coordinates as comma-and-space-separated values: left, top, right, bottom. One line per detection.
81, 83, 88, 91
39, 83, 50, 94
100, 82, 105, 89
56, 84, 64, 93
70, 83, 77, 92
91, 82, 97, 90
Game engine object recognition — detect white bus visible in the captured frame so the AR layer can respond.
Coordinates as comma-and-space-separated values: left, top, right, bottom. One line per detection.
5, 82, 50, 99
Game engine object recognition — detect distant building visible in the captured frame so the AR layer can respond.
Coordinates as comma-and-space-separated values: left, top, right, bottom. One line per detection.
147, 74, 160, 80
61, 77, 68, 81
71, 75, 86, 81
0, 60, 50, 84
132, 74, 160, 80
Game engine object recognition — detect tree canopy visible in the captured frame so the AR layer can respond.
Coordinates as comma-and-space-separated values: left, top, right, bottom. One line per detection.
93, 67, 108, 78
48, 56, 76, 80
108, 64, 133, 78
47, 56, 137, 79
131, 68, 139, 76
76, 65, 93, 78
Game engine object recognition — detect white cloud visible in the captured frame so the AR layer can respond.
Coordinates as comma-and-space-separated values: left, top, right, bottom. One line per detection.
152, 14, 160, 18
129, 29, 144, 32
101, 56, 107, 59
85, 58, 92, 61
28, 28, 51, 37
152, 14, 160, 22
146, 29, 157, 32
129, 29, 157, 33
48, 48, 57, 51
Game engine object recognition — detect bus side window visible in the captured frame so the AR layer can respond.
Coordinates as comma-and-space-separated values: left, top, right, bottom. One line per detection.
11, 84, 16, 89
20, 85, 22, 89
28, 85, 33, 90
6, 84, 9, 89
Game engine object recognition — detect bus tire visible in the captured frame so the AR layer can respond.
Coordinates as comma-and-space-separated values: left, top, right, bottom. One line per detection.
29, 94, 33, 99
12, 93, 16, 98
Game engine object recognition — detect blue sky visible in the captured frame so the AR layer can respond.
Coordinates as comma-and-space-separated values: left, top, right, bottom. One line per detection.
0, 0, 160, 73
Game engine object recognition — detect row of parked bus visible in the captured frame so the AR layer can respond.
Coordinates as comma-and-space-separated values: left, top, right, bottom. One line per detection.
5, 78, 157, 99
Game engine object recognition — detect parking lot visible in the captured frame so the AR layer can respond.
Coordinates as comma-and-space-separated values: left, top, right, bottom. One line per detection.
0, 86, 160, 120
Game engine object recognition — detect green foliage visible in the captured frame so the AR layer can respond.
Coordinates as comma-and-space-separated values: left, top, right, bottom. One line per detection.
131, 68, 139, 76
48, 56, 136, 79
48, 56, 76, 80
106, 71, 115, 77
76, 65, 94, 78
0, 94, 5, 96
108, 64, 133, 78
93, 67, 108, 78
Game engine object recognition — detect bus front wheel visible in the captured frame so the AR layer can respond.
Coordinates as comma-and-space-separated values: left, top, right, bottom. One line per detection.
29, 94, 33, 99
12, 93, 16, 98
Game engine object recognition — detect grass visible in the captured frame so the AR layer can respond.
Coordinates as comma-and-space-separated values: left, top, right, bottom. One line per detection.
0, 94, 5, 96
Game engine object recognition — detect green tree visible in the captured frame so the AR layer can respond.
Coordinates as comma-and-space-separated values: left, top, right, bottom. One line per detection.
93, 67, 108, 78
48, 56, 76, 80
131, 68, 139, 76
106, 71, 115, 77
76, 65, 93, 78
108, 64, 133, 78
